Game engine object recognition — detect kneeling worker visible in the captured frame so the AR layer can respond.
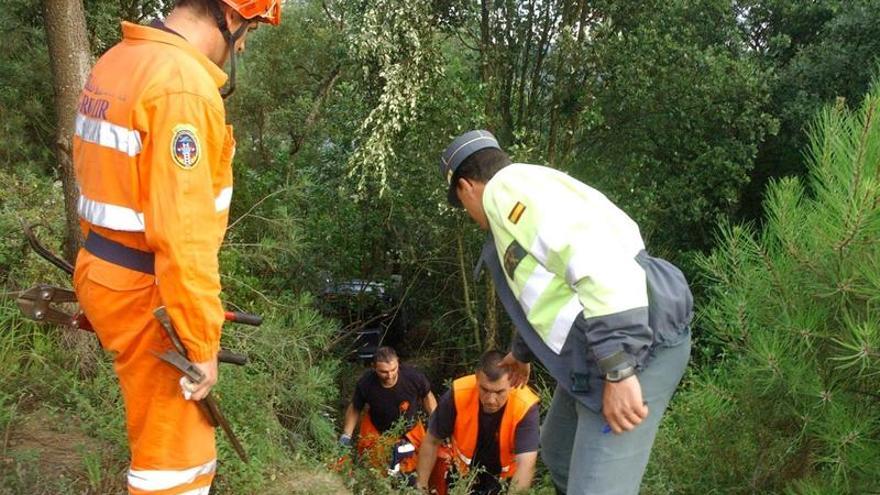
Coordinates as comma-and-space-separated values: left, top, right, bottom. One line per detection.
416, 350, 539, 494
341, 346, 437, 474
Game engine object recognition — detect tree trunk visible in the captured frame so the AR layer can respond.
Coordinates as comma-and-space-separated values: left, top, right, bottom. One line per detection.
525, 5, 557, 124
514, 0, 536, 130
484, 277, 498, 350
457, 229, 480, 349
480, 0, 495, 130
43, 0, 91, 263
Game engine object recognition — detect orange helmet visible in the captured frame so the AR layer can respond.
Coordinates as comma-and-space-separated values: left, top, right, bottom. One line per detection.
220, 0, 281, 26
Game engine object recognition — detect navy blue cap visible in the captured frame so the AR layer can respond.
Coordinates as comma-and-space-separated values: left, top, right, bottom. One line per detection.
440, 130, 501, 206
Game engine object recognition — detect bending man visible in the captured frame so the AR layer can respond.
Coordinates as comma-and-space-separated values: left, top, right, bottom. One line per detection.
437, 130, 692, 494
416, 350, 540, 495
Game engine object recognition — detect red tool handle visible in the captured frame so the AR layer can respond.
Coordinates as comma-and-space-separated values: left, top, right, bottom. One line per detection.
72, 312, 94, 332
224, 311, 262, 326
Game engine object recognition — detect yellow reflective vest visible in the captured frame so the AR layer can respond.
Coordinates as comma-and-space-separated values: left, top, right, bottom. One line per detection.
480, 163, 693, 410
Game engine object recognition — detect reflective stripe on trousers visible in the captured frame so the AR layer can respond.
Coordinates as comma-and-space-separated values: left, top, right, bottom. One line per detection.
128, 459, 216, 491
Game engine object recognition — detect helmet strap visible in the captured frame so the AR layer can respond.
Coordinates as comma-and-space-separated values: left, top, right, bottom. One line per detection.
208, 1, 251, 99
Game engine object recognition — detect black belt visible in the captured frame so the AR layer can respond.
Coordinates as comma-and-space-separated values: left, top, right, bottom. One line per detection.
84, 231, 155, 275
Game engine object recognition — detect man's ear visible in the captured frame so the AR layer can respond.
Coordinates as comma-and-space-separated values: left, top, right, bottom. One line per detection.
224, 5, 245, 31
456, 177, 473, 197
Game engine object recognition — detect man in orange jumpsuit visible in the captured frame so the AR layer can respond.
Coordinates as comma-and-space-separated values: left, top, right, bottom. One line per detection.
72, 1, 280, 493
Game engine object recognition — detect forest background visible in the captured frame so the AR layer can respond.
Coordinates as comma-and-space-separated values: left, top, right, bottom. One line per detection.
1, 0, 879, 493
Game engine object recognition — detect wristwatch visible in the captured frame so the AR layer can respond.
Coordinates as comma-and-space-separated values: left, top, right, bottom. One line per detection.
604, 366, 636, 382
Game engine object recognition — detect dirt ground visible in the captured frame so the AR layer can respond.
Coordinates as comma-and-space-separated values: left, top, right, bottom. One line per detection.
1, 409, 351, 495
1, 408, 126, 494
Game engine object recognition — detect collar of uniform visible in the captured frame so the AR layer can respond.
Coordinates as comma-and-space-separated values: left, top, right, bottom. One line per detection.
121, 21, 228, 88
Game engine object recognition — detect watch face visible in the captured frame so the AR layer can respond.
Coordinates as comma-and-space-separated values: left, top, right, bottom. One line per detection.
607, 367, 635, 382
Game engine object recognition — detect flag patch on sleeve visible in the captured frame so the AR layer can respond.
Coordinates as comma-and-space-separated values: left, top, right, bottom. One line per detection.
507, 201, 526, 224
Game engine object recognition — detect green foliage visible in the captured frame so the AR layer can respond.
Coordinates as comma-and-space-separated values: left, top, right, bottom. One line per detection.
7, 0, 880, 492
343, 0, 445, 195
562, 0, 775, 254
0, 289, 345, 493
0, 0, 54, 180
645, 80, 880, 493
740, 0, 880, 220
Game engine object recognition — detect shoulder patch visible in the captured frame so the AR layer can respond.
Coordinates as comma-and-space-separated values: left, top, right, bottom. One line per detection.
508, 201, 526, 224
171, 124, 201, 169
503, 241, 527, 279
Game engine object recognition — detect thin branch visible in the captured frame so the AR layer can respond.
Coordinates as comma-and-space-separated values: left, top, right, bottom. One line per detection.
227, 187, 291, 231
455, 28, 480, 52
836, 100, 877, 253
219, 273, 298, 310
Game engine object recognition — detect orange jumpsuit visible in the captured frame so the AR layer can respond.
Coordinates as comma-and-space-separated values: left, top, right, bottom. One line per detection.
72, 21, 235, 495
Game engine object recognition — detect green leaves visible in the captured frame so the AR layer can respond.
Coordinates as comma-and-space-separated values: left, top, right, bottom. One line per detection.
648, 78, 880, 493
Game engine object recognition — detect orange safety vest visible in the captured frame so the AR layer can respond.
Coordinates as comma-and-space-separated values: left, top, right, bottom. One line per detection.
451, 374, 539, 479
73, 22, 235, 362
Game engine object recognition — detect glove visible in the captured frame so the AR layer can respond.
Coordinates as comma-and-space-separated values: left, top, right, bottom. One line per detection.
339, 433, 352, 447
179, 376, 196, 401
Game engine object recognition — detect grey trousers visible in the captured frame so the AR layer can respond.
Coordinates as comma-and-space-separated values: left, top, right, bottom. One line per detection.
540, 333, 691, 495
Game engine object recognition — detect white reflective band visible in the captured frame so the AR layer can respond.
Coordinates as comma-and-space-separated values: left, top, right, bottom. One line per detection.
444, 135, 494, 171
128, 459, 216, 491
546, 295, 583, 354
397, 443, 416, 454
214, 187, 233, 212
178, 487, 211, 495
501, 464, 511, 473
530, 227, 565, 267
78, 194, 145, 232
75, 113, 142, 157
519, 264, 555, 314
457, 452, 472, 466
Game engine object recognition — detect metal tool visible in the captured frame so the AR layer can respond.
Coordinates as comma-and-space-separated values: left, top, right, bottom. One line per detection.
16, 284, 91, 330
16, 223, 259, 462
153, 306, 249, 463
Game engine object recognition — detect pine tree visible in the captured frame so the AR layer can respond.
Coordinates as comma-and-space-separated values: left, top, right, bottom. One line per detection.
646, 80, 880, 493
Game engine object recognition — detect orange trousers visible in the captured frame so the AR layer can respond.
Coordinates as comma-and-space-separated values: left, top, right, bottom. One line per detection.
74, 250, 216, 494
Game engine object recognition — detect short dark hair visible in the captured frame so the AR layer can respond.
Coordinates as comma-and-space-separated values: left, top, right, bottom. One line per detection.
448, 148, 512, 206
374, 346, 398, 364
174, 0, 242, 20
454, 148, 511, 184
477, 350, 509, 382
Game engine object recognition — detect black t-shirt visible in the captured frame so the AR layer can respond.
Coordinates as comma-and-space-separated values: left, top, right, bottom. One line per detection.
428, 388, 539, 482
352, 364, 431, 433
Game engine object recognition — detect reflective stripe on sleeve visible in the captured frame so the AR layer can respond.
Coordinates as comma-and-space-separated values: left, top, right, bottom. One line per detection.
457, 451, 472, 466
78, 194, 146, 232
519, 264, 555, 314
127, 459, 216, 491
545, 295, 583, 354
214, 187, 233, 212
75, 113, 142, 157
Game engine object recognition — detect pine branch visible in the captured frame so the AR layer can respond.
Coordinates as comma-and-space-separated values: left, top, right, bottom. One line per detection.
835, 98, 876, 255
